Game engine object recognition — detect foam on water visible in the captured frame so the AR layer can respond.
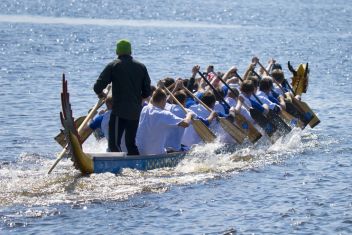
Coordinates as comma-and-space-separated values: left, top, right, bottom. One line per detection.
0, 128, 314, 208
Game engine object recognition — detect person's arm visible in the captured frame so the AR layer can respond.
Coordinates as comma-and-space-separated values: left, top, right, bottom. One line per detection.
223, 66, 237, 81
187, 65, 200, 91
141, 66, 151, 99
234, 96, 243, 114
94, 63, 113, 98
178, 112, 193, 128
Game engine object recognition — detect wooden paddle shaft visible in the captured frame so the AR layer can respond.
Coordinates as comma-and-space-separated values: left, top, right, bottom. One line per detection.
164, 86, 188, 114
257, 61, 287, 95
77, 84, 111, 133
183, 87, 212, 113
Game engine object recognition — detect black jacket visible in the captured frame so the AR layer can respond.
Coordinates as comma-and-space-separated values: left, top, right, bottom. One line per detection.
94, 55, 151, 120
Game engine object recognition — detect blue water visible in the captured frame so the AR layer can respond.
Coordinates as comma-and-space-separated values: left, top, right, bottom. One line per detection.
0, 0, 351, 234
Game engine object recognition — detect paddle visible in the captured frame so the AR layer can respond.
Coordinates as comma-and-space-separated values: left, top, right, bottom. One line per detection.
246, 69, 292, 134
201, 70, 264, 142
48, 76, 111, 174
232, 70, 293, 136
257, 61, 320, 128
250, 67, 304, 128
207, 70, 276, 139
182, 85, 246, 144
164, 86, 217, 143
54, 84, 112, 147
196, 71, 261, 143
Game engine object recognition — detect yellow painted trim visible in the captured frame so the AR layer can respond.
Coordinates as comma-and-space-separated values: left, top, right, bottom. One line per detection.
69, 132, 94, 174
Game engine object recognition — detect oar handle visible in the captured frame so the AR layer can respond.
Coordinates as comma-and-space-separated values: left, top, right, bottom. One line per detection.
183, 86, 212, 112
164, 86, 188, 114
197, 71, 231, 110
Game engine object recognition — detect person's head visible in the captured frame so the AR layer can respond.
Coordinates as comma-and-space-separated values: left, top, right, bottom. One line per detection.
116, 39, 131, 56
201, 91, 216, 109
157, 77, 175, 89
145, 85, 156, 102
150, 85, 156, 94
228, 84, 240, 98
207, 65, 214, 73
173, 90, 187, 106
272, 63, 282, 70
259, 77, 273, 93
214, 87, 225, 101
105, 96, 113, 110
240, 80, 255, 95
271, 69, 284, 84
246, 76, 259, 89
151, 88, 167, 108
182, 78, 189, 88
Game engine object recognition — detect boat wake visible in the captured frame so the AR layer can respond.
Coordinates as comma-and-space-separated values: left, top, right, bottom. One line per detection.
0, 128, 320, 209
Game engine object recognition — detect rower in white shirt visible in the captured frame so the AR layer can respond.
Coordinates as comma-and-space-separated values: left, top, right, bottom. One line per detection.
164, 90, 190, 152
181, 91, 218, 147
136, 88, 192, 155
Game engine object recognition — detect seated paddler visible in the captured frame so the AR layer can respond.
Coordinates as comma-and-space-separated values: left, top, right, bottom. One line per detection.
136, 88, 193, 155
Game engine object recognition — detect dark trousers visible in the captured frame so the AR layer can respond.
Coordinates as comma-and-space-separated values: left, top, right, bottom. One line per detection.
108, 113, 139, 155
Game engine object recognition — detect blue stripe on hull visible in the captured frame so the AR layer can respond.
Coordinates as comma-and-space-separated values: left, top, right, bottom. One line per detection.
93, 153, 186, 173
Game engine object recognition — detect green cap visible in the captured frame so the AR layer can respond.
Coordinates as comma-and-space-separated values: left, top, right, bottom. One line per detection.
116, 39, 131, 55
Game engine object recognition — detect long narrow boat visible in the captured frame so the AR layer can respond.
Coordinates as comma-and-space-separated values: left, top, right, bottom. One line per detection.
59, 77, 186, 174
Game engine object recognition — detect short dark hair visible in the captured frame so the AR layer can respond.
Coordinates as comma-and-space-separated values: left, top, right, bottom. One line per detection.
150, 85, 156, 94
163, 77, 175, 88
201, 91, 216, 107
271, 69, 284, 83
173, 90, 187, 104
151, 88, 167, 103
246, 76, 259, 88
240, 80, 255, 94
259, 77, 273, 92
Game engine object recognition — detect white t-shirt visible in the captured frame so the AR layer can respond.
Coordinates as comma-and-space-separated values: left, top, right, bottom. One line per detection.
181, 104, 210, 147
136, 104, 183, 155
214, 101, 225, 114
164, 104, 187, 151
256, 90, 279, 110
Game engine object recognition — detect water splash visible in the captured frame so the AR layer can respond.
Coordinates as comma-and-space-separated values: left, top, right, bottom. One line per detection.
0, 128, 316, 208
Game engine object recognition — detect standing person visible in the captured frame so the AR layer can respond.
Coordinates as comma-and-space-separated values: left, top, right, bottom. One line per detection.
94, 39, 151, 155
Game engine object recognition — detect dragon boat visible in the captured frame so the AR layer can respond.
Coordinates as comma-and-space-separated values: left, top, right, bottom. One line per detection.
59, 77, 186, 174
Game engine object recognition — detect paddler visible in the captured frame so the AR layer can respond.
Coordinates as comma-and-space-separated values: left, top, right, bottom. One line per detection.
135, 88, 193, 155
94, 39, 151, 155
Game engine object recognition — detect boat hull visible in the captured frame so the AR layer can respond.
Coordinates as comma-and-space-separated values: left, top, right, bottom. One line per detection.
91, 152, 186, 173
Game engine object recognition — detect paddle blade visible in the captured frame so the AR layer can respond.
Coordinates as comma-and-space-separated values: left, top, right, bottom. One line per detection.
234, 114, 262, 143
291, 98, 320, 128
267, 110, 292, 135
192, 119, 217, 143
249, 109, 276, 137
54, 116, 88, 147
218, 117, 246, 144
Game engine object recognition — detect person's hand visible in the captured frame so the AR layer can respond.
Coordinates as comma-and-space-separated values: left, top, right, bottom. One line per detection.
98, 92, 107, 99
249, 63, 256, 71
192, 65, 200, 77
252, 56, 259, 64
268, 58, 276, 65
210, 111, 218, 120
229, 66, 237, 73
175, 79, 183, 89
